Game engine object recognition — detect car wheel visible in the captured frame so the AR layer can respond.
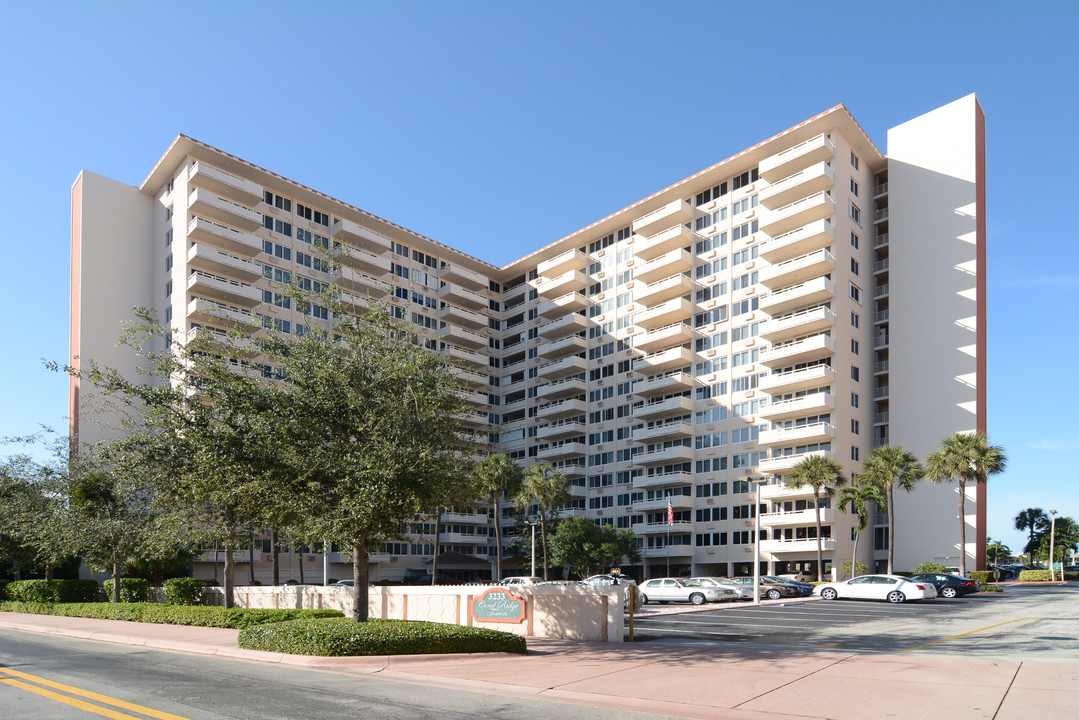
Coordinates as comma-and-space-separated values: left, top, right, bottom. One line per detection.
766, 589, 782, 600
887, 590, 906, 604
821, 587, 838, 600
689, 592, 705, 605
640, 594, 649, 605
941, 587, 957, 598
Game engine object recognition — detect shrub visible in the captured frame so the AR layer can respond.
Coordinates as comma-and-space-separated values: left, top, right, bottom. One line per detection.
910, 562, 950, 575
238, 617, 527, 656
0, 580, 7, 601
103, 578, 151, 603
163, 578, 206, 606
6, 580, 102, 603
0, 601, 342, 628
968, 571, 994, 583
1019, 569, 1079, 582
980, 585, 1003, 592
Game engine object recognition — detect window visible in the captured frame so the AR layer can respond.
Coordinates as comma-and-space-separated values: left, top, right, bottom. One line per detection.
296, 203, 330, 226
165, 229, 172, 246
851, 366, 860, 382
264, 192, 292, 212
850, 202, 862, 225
392, 242, 409, 257
850, 151, 860, 170
164, 280, 172, 297
851, 446, 860, 461
263, 216, 292, 237
849, 283, 863, 305
165, 204, 173, 221
851, 258, 859, 275
165, 254, 172, 272
850, 178, 859, 197
851, 419, 860, 435
851, 393, 859, 408
851, 312, 860, 328
850, 231, 859, 249
851, 339, 859, 355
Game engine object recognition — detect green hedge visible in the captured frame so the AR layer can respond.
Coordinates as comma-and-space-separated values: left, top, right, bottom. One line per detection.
238, 617, 527, 656
103, 578, 151, 603
0, 580, 7, 601
0, 601, 342, 629
6, 580, 103, 603
1018, 569, 1079, 582
968, 571, 994, 583
163, 578, 206, 606
980, 585, 1003, 592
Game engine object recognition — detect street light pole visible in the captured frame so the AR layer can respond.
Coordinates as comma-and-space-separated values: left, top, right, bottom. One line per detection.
752, 479, 763, 607
1049, 510, 1058, 581
529, 520, 538, 579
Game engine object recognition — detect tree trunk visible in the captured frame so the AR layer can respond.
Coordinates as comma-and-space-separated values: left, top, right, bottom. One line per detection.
851, 533, 859, 580
45, 560, 54, 582
351, 540, 370, 622
298, 541, 305, 584
958, 476, 967, 577
493, 498, 502, 581
223, 543, 235, 609
431, 509, 442, 584
249, 533, 256, 585
271, 530, 280, 586
540, 512, 549, 581
886, 484, 896, 575
813, 488, 824, 582
112, 555, 122, 603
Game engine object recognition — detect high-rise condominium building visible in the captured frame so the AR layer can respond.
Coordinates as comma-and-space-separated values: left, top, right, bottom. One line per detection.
71, 95, 987, 582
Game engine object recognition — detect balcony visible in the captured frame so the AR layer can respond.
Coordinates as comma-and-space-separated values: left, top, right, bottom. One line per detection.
187, 217, 261, 257
537, 334, 587, 360
438, 282, 488, 310
759, 133, 837, 183
188, 325, 255, 354
537, 312, 592, 339
641, 545, 694, 559
536, 420, 587, 441
637, 520, 694, 535
533, 268, 588, 297
536, 441, 587, 462
636, 445, 694, 466
536, 397, 588, 420
451, 367, 488, 389
874, 233, 889, 248
761, 538, 836, 555
333, 244, 390, 275
338, 290, 372, 314
537, 355, 588, 381
332, 266, 389, 296
634, 223, 697, 261
758, 249, 836, 291
440, 344, 488, 370
186, 270, 260, 307
757, 393, 835, 422
758, 219, 836, 264
634, 495, 693, 513
759, 422, 836, 448
537, 249, 589, 279
187, 244, 262, 283
874, 207, 890, 223
759, 333, 836, 369
536, 377, 586, 401
758, 450, 828, 475
634, 395, 694, 420
759, 306, 836, 343
634, 297, 694, 329
758, 191, 836, 238
188, 189, 262, 232
436, 325, 488, 350
874, 284, 890, 298
631, 322, 700, 354
758, 277, 835, 316
874, 385, 890, 399
455, 410, 490, 429
631, 199, 694, 237
439, 262, 488, 290
330, 218, 387, 253
760, 364, 836, 395
438, 302, 488, 330
537, 291, 592, 318
759, 478, 832, 501
440, 510, 489, 524
187, 298, 260, 334
633, 371, 698, 397
635, 420, 693, 443
634, 273, 699, 307
635, 471, 693, 490
187, 162, 263, 206
552, 462, 587, 479
759, 508, 836, 527
633, 248, 694, 284
759, 161, 836, 210
634, 345, 695, 374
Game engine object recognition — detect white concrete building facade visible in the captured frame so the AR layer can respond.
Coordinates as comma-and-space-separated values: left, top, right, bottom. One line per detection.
70, 95, 987, 583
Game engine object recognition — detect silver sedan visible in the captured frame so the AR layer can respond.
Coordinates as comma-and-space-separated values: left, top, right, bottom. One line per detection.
637, 578, 736, 605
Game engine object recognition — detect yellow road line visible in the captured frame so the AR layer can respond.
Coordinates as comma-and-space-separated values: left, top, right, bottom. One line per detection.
0, 667, 191, 720
901, 617, 1030, 653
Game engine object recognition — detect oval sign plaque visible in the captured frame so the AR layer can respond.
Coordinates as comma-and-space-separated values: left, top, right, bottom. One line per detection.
470, 588, 526, 624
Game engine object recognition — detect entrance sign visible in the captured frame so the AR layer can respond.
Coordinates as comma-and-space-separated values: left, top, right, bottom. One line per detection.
470, 588, 526, 623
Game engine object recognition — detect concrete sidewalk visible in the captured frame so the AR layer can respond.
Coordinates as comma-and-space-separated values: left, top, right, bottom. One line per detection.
2, 611, 1077, 720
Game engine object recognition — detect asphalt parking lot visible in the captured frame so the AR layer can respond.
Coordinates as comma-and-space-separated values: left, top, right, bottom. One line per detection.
629, 583, 1079, 661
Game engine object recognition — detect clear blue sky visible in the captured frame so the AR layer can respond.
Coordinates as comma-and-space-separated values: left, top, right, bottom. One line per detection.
1, 1, 1075, 557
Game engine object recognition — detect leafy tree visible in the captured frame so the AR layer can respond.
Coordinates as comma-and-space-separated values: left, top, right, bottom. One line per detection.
911, 561, 950, 574
784, 455, 846, 582
514, 464, 570, 581
0, 452, 74, 580
925, 432, 1007, 577
1036, 516, 1079, 566
837, 483, 887, 579
839, 560, 869, 578
550, 516, 641, 579
1013, 508, 1048, 564
856, 445, 923, 575
985, 537, 1012, 567
473, 454, 524, 580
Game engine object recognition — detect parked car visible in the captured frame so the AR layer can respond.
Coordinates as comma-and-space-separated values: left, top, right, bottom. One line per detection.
689, 577, 754, 601
763, 575, 813, 596
411, 574, 450, 585
582, 574, 637, 588
727, 576, 801, 600
909, 573, 980, 598
330, 579, 354, 586
815, 574, 938, 604
637, 578, 729, 605
500, 576, 543, 585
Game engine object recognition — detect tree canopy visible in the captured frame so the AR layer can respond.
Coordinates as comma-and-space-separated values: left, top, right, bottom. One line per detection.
550, 516, 640, 579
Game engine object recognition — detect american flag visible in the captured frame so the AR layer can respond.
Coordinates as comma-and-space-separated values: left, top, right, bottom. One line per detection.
667, 498, 674, 525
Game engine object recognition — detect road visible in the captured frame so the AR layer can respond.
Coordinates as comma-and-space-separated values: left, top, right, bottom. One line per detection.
0, 632, 672, 720
631, 582, 1079, 661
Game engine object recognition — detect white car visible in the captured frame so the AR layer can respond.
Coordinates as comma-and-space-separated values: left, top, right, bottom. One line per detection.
637, 578, 729, 605
815, 574, 938, 604
500, 576, 543, 585
689, 577, 753, 601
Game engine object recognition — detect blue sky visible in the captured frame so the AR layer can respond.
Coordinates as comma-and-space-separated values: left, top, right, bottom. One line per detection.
1, 1, 1076, 556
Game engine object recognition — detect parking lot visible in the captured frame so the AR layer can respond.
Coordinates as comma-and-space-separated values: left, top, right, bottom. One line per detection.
629, 583, 1079, 661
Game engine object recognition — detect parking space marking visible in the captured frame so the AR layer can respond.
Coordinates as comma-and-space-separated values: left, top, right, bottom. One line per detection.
632, 627, 765, 639
639, 618, 822, 630
901, 617, 1030, 652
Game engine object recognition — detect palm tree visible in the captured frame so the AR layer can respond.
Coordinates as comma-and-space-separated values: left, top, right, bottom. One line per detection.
514, 464, 570, 581
925, 432, 1007, 577
855, 445, 923, 575
1014, 508, 1048, 564
985, 537, 1012, 567
1037, 516, 1079, 568
784, 455, 847, 582
473, 454, 525, 581
837, 483, 887, 579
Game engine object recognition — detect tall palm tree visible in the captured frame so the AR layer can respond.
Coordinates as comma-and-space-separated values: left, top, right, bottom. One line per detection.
474, 454, 525, 581
1014, 508, 1048, 564
784, 455, 846, 582
514, 464, 570, 581
925, 432, 1007, 577
837, 483, 887, 579
855, 445, 923, 575
1037, 516, 1078, 567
